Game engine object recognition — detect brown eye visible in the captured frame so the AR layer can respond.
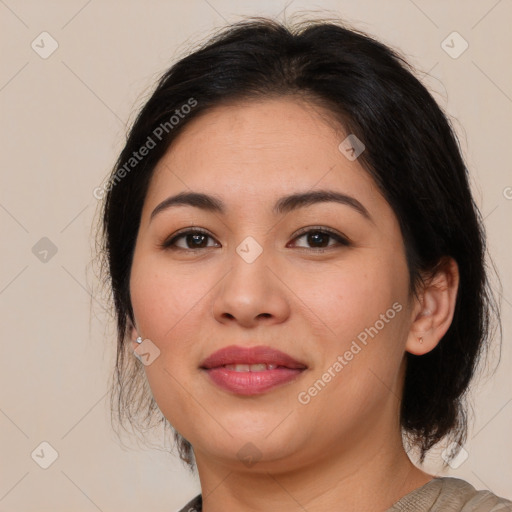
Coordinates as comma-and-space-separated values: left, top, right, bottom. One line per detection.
290, 228, 350, 250
160, 227, 350, 252
160, 229, 220, 250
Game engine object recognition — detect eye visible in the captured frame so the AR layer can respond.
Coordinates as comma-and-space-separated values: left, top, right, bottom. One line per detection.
288, 227, 350, 251
160, 226, 350, 252
160, 228, 220, 251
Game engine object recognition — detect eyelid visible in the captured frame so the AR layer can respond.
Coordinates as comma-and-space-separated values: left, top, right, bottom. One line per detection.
160, 226, 351, 251
289, 226, 351, 248
159, 226, 218, 249
292, 225, 346, 239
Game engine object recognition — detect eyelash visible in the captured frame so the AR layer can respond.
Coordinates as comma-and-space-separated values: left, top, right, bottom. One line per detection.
159, 226, 351, 252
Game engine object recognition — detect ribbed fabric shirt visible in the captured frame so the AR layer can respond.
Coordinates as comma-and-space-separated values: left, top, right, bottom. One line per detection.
176, 477, 512, 511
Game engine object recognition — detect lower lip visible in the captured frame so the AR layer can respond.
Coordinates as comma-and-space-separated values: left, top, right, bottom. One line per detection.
203, 367, 305, 395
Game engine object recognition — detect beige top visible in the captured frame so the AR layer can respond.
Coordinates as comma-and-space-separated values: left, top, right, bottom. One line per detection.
177, 477, 512, 511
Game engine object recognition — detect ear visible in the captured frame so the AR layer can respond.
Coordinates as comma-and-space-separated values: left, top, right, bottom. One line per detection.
128, 318, 140, 351
406, 257, 459, 356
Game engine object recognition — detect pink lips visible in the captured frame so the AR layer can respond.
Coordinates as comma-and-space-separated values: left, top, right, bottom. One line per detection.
200, 345, 307, 395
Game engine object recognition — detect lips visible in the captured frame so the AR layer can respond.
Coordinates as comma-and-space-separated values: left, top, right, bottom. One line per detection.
200, 345, 308, 396
200, 345, 307, 370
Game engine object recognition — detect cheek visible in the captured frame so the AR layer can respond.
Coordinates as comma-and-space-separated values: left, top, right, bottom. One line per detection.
291, 256, 407, 344
129, 253, 201, 390
129, 251, 208, 342
129, 255, 208, 432
292, 254, 409, 403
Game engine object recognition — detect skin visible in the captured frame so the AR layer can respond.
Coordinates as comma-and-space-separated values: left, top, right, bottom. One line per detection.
129, 97, 459, 512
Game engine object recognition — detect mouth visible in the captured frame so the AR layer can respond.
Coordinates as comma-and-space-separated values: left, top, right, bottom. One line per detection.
221, 363, 287, 371
200, 344, 307, 370
200, 345, 308, 395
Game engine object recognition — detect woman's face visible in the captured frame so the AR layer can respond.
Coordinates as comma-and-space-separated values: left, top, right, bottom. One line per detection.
129, 98, 417, 470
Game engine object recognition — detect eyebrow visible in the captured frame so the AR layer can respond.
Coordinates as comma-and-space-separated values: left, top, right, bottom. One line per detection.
150, 189, 372, 222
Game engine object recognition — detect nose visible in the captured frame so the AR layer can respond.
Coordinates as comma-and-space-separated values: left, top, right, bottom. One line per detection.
211, 248, 291, 328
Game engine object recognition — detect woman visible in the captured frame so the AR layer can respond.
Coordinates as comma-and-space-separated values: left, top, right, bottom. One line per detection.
98, 16, 512, 511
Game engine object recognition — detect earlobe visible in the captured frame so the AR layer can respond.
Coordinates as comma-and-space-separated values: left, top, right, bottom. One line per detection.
405, 257, 459, 356
128, 319, 139, 351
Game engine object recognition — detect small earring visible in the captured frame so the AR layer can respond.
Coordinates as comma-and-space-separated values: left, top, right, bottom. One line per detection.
135, 336, 143, 344
418, 336, 424, 344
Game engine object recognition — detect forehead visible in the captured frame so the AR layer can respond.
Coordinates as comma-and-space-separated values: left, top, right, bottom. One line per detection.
145, 98, 381, 209
165, 97, 343, 165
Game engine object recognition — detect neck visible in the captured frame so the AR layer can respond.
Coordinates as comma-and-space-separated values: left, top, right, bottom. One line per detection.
194, 423, 433, 512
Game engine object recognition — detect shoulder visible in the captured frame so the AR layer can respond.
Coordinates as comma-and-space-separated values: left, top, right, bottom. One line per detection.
177, 482, 512, 512
388, 477, 512, 512
176, 493, 202, 512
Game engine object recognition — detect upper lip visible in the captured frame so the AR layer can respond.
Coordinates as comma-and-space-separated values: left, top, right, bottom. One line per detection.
200, 345, 307, 369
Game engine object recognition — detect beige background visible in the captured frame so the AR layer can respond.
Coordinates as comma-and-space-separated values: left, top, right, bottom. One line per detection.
1, 0, 511, 510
